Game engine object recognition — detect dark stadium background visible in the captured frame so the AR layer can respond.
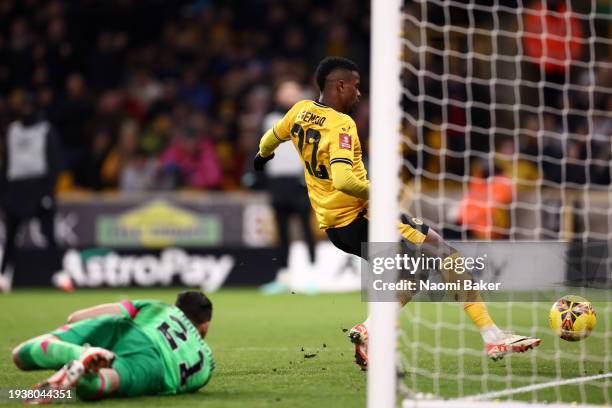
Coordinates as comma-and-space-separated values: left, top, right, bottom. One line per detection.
0, 0, 371, 287
0, 0, 371, 191
0, 1, 610, 407
0, 0, 610, 288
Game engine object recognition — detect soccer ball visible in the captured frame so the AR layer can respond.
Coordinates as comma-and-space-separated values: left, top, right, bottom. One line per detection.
549, 295, 597, 342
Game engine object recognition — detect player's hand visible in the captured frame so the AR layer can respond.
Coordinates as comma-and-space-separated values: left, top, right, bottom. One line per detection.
253, 152, 275, 172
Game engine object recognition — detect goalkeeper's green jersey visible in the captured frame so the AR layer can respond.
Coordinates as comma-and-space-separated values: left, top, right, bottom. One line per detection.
118, 299, 214, 394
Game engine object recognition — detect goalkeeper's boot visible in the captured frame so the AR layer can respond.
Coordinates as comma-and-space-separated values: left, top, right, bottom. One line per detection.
26, 348, 115, 404
27, 360, 85, 404
348, 323, 368, 370
79, 347, 116, 373
486, 333, 541, 361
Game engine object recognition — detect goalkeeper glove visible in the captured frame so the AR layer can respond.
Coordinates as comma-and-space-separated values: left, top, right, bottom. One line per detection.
253, 152, 275, 172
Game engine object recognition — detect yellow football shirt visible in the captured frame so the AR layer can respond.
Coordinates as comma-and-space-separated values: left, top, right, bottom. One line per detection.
272, 100, 368, 229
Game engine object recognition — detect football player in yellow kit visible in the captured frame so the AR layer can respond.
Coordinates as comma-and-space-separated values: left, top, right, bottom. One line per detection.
254, 57, 540, 370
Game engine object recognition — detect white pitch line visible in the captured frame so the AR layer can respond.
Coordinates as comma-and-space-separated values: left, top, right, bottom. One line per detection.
461, 372, 612, 401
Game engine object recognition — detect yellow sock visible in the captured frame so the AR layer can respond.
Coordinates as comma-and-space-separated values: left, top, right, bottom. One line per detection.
439, 252, 496, 330
463, 301, 494, 330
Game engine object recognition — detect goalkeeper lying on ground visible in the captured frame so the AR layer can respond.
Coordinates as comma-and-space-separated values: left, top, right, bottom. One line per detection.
254, 56, 541, 370
11, 291, 214, 403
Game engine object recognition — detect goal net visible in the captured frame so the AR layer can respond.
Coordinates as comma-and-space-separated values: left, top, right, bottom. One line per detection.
368, 0, 611, 407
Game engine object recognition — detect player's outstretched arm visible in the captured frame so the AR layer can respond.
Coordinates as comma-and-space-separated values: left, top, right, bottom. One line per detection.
254, 127, 285, 171
331, 162, 369, 200
253, 151, 275, 171
67, 303, 123, 323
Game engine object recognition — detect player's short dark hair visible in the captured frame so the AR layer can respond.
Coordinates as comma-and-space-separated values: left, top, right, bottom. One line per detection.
315, 56, 359, 91
176, 291, 213, 325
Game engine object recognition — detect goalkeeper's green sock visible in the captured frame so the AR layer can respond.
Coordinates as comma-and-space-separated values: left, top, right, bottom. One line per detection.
18, 338, 84, 370
77, 372, 112, 400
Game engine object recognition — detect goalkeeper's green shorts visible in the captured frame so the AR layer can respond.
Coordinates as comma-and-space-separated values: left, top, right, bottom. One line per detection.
50, 315, 165, 397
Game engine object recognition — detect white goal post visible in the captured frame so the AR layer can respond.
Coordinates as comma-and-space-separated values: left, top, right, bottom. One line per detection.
368, 0, 402, 407
368, 0, 611, 407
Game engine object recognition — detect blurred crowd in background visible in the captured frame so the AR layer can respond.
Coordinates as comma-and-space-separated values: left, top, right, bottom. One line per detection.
402, 0, 611, 189
0, 0, 370, 193
0, 0, 610, 196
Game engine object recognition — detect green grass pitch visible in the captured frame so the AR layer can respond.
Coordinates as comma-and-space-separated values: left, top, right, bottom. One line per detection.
0, 289, 367, 407
0, 289, 609, 407
400, 300, 610, 405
